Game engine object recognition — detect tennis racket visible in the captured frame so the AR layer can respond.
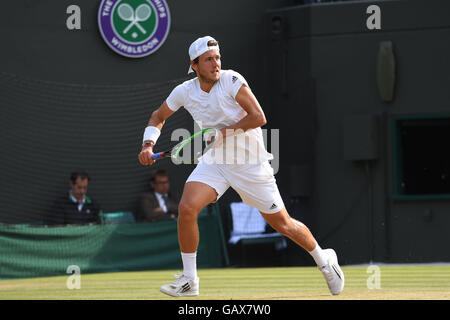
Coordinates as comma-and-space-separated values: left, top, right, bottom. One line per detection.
151, 128, 220, 164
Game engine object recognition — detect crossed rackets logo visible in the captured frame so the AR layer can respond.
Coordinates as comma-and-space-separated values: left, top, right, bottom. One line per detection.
112, 0, 157, 42
117, 2, 151, 35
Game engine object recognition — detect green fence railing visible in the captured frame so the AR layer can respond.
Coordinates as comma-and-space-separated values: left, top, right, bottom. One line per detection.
0, 204, 228, 280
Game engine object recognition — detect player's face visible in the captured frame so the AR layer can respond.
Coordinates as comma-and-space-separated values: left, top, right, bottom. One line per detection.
70, 177, 88, 201
194, 49, 221, 83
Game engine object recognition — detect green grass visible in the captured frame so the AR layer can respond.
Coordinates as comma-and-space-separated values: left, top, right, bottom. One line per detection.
0, 265, 449, 300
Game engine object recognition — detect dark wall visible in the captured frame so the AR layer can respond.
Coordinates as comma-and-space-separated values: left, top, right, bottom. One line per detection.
267, 0, 450, 264
0, 0, 296, 223
0, 0, 296, 86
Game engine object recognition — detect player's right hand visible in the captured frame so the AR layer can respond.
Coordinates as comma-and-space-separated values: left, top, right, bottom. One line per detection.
138, 147, 156, 166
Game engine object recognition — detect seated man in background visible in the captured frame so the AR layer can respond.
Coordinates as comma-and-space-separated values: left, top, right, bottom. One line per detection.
137, 169, 179, 222
47, 171, 101, 226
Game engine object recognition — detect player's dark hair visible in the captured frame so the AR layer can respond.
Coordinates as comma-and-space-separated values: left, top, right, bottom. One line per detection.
207, 40, 218, 47
191, 40, 219, 69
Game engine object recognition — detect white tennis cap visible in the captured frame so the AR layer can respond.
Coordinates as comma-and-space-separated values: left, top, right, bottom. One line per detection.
187, 36, 220, 74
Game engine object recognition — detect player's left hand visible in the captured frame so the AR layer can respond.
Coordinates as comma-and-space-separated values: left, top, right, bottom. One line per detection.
205, 128, 223, 149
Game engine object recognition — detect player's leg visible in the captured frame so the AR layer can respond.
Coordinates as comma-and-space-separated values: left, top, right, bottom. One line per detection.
160, 162, 229, 297
259, 208, 316, 251
177, 181, 218, 254
160, 181, 217, 297
260, 208, 344, 295
260, 209, 327, 267
227, 161, 344, 295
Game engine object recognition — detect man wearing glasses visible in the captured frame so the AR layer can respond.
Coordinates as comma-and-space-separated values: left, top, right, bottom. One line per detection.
137, 169, 179, 222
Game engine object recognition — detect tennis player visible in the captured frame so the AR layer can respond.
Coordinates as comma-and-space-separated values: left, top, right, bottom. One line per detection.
138, 36, 344, 296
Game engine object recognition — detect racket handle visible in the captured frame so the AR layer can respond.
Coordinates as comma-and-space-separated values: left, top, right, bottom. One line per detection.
151, 152, 165, 160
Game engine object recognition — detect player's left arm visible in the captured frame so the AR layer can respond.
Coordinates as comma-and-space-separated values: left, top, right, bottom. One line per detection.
220, 85, 267, 137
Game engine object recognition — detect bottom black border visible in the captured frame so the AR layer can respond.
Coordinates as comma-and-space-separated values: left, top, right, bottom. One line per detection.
1, 300, 449, 318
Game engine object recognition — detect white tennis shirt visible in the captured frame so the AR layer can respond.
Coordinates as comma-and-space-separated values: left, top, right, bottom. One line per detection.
166, 69, 273, 164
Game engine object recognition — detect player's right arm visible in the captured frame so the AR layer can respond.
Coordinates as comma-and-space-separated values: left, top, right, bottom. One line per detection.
138, 101, 174, 166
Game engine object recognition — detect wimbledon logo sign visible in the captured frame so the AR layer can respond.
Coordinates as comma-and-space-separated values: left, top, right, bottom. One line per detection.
98, 0, 170, 58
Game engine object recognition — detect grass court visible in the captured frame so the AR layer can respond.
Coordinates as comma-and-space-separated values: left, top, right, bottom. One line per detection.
1, 265, 449, 300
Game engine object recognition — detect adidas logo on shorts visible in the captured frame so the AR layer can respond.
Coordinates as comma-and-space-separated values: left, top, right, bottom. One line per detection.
270, 203, 277, 210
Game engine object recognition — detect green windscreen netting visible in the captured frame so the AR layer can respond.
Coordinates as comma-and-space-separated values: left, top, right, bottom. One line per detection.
0, 71, 194, 224
0, 206, 228, 280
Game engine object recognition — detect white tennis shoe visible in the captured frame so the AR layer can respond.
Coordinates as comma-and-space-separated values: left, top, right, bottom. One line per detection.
320, 249, 345, 295
160, 274, 200, 297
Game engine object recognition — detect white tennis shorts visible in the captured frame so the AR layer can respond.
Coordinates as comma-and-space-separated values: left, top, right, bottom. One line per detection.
186, 160, 285, 214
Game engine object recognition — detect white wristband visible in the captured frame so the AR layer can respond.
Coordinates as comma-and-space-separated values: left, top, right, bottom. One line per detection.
143, 126, 161, 144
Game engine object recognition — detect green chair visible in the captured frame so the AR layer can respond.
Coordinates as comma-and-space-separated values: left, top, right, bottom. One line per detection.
101, 211, 136, 224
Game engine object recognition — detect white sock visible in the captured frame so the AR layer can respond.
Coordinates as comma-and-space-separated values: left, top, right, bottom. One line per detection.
309, 243, 328, 268
181, 252, 197, 279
